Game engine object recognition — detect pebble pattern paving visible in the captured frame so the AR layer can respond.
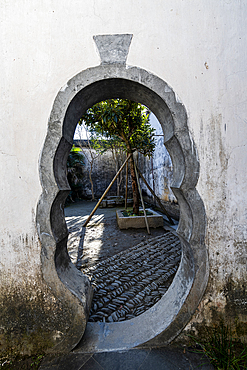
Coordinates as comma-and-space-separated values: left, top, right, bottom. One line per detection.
82, 231, 181, 323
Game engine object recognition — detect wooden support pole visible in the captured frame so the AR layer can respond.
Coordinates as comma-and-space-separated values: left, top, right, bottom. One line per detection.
151, 156, 155, 205
136, 165, 175, 225
134, 159, 150, 235
125, 156, 128, 209
83, 153, 132, 227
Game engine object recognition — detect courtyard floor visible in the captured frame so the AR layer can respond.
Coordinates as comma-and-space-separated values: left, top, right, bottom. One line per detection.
65, 200, 175, 268
65, 200, 180, 323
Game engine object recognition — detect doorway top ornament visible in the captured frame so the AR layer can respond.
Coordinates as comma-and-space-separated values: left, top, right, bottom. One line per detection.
93, 34, 133, 65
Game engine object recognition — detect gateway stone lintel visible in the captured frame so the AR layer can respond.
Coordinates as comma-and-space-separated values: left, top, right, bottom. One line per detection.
93, 34, 133, 65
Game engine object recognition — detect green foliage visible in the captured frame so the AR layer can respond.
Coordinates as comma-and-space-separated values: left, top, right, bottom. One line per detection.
80, 99, 156, 156
0, 353, 44, 369
67, 145, 85, 169
67, 145, 85, 201
189, 322, 247, 369
122, 209, 153, 217
31, 354, 44, 368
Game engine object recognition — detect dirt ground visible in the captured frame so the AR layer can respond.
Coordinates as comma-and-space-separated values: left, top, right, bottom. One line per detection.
65, 200, 177, 269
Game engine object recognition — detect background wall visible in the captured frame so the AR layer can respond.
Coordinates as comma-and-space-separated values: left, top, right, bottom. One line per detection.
139, 113, 176, 202
1, 0, 247, 354
71, 143, 131, 200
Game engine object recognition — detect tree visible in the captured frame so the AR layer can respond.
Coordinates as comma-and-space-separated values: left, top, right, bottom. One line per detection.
80, 99, 156, 214
75, 122, 103, 201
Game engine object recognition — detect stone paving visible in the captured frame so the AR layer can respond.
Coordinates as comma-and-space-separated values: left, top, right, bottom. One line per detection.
65, 200, 176, 268
82, 232, 181, 322
65, 200, 181, 322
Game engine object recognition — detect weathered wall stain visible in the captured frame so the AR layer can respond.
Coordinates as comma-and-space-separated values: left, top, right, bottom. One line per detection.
180, 276, 247, 342
139, 114, 176, 204
0, 221, 90, 356
0, 278, 73, 356
180, 113, 247, 340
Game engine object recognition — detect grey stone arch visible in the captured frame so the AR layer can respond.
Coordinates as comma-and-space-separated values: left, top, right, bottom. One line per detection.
36, 35, 208, 353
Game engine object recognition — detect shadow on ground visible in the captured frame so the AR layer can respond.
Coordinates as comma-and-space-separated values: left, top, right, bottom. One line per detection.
65, 200, 171, 269
40, 346, 213, 370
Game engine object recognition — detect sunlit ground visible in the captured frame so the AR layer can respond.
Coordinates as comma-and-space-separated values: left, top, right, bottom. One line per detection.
64, 200, 175, 269
66, 213, 105, 264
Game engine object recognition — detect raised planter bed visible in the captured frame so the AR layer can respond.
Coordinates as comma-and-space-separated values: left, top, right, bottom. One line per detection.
99, 196, 133, 208
116, 208, 163, 229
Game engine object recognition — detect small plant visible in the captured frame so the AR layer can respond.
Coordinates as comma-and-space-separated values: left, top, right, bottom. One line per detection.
189, 321, 247, 369
0, 353, 44, 369
31, 354, 44, 368
122, 209, 153, 217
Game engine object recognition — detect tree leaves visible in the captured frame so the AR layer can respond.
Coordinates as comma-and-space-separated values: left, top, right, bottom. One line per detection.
80, 99, 156, 157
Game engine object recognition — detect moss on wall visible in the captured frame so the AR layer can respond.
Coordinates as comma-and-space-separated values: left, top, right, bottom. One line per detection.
177, 275, 247, 344
0, 278, 74, 357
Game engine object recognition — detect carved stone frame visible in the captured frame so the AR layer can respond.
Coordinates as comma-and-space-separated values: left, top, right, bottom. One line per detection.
36, 35, 208, 353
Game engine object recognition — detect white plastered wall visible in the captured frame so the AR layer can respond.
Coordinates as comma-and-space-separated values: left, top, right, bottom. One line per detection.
0, 0, 247, 337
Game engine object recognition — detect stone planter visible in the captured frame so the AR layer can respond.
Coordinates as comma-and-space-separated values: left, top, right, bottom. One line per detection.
116, 208, 163, 229
99, 196, 133, 208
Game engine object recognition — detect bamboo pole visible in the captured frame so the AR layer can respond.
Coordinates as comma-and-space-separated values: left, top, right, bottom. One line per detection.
151, 156, 155, 205
125, 155, 128, 209
133, 159, 150, 235
83, 153, 132, 227
136, 165, 175, 225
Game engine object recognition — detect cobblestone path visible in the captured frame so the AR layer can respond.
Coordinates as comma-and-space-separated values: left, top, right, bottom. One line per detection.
65, 201, 171, 267
82, 231, 181, 323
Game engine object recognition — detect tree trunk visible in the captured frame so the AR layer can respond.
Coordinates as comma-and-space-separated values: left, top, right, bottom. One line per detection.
117, 176, 120, 197
125, 157, 128, 209
89, 163, 95, 200
129, 152, 139, 214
